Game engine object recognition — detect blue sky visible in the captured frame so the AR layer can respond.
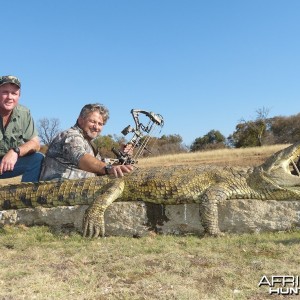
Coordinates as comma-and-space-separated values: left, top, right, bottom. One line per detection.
2, 0, 300, 146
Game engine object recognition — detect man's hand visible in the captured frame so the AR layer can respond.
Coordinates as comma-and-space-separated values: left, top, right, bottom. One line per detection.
0, 150, 18, 174
108, 164, 134, 178
122, 143, 134, 156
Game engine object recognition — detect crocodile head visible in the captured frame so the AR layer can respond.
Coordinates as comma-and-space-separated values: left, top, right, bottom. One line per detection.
249, 142, 300, 197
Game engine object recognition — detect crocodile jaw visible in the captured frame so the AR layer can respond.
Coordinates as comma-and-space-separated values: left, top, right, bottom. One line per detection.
258, 142, 300, 188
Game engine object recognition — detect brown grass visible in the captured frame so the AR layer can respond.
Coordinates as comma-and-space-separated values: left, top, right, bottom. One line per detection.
138, 144, 288, 168
0, 226, 299, 300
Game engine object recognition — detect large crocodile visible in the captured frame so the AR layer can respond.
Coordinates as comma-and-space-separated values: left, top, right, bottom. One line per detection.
1, 142, 300, 237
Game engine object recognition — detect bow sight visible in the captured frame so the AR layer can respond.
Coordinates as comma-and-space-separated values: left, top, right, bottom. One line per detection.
111, 109, 164, 165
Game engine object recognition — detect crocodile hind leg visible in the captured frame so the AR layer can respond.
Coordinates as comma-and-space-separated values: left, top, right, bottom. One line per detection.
83, 178, 125, 238
200, 188, 226, 236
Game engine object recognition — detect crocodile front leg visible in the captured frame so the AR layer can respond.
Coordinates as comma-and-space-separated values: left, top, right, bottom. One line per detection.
83, 178, 125, 238
200, 187, 227, 236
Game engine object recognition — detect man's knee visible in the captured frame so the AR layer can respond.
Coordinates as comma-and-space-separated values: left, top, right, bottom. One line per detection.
21, 152, 45, 183
30, 152, 45, 164
32, 152, 45, 164
24, 152, 44, 171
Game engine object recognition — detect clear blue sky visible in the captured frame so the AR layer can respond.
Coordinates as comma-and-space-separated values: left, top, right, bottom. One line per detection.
2, 0, 300, 146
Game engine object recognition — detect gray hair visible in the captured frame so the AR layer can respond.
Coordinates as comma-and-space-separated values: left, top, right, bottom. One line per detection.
78, 103, 110, 124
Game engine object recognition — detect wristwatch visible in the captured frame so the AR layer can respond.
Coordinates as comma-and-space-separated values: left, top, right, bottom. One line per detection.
11, 147, 20, 156
104, 164, 112, 175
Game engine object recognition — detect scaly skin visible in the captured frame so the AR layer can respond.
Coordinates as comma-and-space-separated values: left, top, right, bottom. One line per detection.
1, 142, 300, 237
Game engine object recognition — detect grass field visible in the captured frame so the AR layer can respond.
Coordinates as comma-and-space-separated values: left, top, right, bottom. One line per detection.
1, 144, 300, 300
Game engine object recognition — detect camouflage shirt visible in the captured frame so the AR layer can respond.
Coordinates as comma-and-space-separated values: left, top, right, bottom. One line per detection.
39, 125, 102, 181
0, 104, 38, 157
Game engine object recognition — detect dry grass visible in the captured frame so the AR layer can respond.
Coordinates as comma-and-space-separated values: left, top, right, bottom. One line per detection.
0, 226, 299, 300
0, 144, 299, 300
138, 144, 288, 168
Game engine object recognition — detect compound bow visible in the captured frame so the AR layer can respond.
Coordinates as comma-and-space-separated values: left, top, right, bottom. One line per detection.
109, 109, 164, 165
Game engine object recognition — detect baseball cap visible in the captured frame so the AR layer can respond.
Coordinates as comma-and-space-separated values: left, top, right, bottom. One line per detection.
0, 75, 21, 88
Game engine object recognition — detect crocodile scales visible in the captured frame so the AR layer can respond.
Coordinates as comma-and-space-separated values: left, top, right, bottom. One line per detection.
1, 142, 300, 237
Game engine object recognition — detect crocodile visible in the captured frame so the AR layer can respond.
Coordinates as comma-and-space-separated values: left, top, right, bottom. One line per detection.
1, 142, 300, 237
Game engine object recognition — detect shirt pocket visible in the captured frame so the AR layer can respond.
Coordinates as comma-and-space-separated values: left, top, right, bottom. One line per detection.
10, 128, 24, 145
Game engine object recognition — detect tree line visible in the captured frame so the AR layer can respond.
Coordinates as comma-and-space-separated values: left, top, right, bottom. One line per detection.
38, 108, 300, 156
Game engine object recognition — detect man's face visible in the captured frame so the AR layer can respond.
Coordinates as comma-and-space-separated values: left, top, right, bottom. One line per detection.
78, 111, 104, 140
0, 83, 20, 112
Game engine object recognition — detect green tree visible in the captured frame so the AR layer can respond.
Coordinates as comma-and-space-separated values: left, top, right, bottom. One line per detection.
140, 134, 187, 156
190, 130, 226, 151
270, 113, 300, 144
157, 134, 187, 154
229, 107, 271, 148
93, 135, 121, 158
228, 122, 261, 148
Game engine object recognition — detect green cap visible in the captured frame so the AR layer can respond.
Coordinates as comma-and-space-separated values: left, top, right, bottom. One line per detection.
0, 75, 21, 88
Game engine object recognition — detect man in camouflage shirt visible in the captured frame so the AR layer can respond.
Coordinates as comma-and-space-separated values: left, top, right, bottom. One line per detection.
0, 75, 44, 182
39, 103, 133, 181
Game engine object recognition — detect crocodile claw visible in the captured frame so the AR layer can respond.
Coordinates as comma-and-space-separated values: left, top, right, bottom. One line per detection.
82, 205, 105, 238
82, 179, 125, 238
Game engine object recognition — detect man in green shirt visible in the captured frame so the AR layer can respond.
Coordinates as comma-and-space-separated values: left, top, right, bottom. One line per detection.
0, 75, 44, 182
